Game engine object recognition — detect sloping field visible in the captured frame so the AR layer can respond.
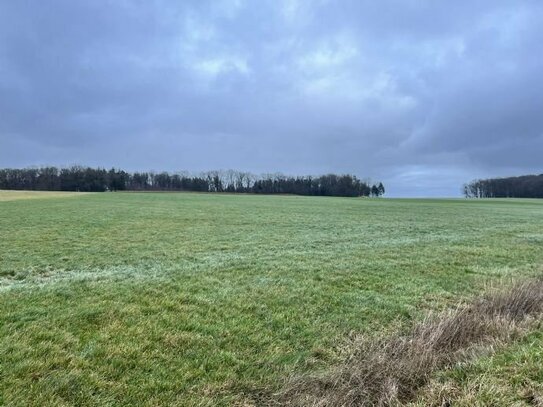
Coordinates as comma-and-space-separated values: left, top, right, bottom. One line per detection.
1, 192, 543, 406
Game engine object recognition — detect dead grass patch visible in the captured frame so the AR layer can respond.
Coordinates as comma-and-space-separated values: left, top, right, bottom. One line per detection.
0, 190, 89, 201
271, 278, 543, 407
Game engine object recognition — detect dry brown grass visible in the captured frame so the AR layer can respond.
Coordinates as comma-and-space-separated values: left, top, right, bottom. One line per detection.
0, 190, 89, 201
271, 278, 543, 407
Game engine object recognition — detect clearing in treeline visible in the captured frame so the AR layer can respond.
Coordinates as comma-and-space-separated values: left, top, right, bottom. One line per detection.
1, 191, 543, 406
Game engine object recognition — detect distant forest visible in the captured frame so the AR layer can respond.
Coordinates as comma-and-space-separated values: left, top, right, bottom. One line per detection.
464, 174, 543, 198
0, 166, 385, 197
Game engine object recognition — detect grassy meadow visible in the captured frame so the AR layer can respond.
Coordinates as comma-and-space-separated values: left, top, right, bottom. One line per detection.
410, 329, 543, 406
1, 191, 543, 406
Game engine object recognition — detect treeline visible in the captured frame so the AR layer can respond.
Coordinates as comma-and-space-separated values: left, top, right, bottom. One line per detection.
0, 166, 385, 197
464, 174, 543, 198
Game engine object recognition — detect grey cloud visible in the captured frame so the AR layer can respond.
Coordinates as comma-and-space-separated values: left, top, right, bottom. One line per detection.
1, 0, 542, 196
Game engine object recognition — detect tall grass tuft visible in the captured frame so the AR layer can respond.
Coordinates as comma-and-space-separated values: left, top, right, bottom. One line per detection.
273, 278, 543, 407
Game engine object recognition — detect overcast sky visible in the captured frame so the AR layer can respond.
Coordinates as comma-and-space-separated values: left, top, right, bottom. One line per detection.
1, 0, 542, 196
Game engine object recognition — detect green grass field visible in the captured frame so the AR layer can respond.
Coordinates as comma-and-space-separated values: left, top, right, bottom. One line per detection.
410, 330, 543, 406
1, 192, 543, 406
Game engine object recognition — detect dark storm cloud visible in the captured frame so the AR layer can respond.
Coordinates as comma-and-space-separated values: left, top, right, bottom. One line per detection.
1, 0, 542, 196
